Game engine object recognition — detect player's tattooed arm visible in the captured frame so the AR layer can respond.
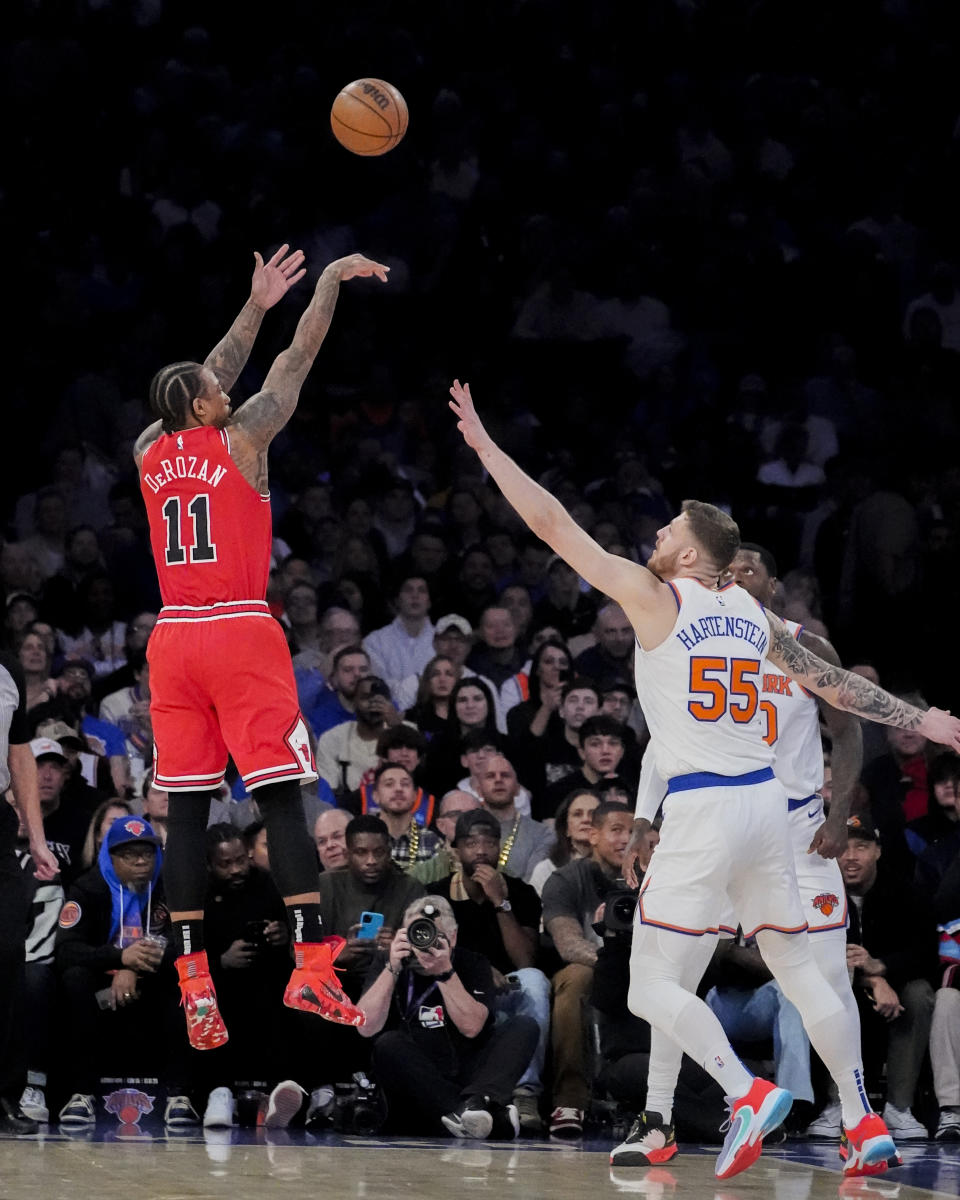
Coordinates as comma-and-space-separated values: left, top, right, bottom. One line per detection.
232, 254, 389, 451
803, 631, 861, 858
205, 245, 307, 391
132, 420, 163, 468
766, 611, 960, 749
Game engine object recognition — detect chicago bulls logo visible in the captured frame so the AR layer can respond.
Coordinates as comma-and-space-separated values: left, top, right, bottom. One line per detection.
812, 893, 839, 917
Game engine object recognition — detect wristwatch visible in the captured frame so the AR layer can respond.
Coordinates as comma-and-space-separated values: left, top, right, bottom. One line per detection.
494, 899, 512, 913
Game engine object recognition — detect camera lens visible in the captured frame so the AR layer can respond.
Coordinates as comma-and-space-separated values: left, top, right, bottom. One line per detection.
406, 915, 439, 950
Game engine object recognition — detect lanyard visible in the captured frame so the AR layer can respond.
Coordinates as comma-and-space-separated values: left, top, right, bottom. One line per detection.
404, 973, 440, 1018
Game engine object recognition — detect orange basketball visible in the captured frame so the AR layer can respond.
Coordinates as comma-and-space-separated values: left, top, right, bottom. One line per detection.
330, 78, 409, 156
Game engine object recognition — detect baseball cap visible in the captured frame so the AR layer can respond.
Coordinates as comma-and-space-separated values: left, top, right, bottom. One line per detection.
105, 816, 162, 853
57, 655, 95, 681
846, 815, 880, 842
453, 809, 502, 844
29, 737, 67, 763
36, 720, 83, 748
435, 613, 472, 637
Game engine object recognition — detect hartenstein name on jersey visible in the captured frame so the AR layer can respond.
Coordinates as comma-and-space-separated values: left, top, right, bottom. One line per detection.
676, 614, 769, 656
143, 455, 228, 495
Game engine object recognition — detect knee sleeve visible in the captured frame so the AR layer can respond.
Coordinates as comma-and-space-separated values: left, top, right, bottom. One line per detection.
257, 780, 319, 898
164, 792, 214, 911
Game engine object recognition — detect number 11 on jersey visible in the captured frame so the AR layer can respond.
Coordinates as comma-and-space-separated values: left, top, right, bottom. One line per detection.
162, 494, 218, 565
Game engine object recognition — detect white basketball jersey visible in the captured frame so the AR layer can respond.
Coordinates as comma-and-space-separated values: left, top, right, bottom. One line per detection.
760, 619, 824, 800
635, 577, 775, 781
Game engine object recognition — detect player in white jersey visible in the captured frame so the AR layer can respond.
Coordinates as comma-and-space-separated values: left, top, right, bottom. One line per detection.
446, 378, 960, 1180
612, 542, 871, 1171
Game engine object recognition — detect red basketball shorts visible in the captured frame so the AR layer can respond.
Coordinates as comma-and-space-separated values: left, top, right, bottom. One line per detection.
147, 601, 317, 793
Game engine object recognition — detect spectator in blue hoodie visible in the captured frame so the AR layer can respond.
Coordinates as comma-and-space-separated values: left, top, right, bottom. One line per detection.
53, 816, 198, 1127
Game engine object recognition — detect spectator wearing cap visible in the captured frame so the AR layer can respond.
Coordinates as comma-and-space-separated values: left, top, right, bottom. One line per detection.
362, 573, 435, 702
356, 893, 538, 1138
314, 675, 406, 799
302, 644, 372, 740
34, 720, 104, 841
839, 816, 938, 1140
54, 815, 198, 1128
30, 656, 131, 799
572, 603, 636, 688
29, 737, 87, 885
535, 714, 633, 822
393, 614, 474, 715
409, 789, 481, 886
427, 808, 549, 1134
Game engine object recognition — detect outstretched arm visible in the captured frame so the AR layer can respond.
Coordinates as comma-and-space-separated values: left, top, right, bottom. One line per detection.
204, 244, 307, 391
765, 611, 960, 749
232, 253, 389, 455
448, 380, 664, 620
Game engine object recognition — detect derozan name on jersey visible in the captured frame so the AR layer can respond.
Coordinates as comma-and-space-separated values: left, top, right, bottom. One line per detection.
143, 456, 228, 494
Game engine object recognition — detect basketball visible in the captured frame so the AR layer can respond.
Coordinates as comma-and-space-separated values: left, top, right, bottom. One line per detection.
330, 78, 409, 156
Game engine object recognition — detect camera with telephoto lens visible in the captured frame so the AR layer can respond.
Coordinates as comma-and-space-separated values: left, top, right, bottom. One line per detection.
602, 878, 639, 935
406, 902, 443, 953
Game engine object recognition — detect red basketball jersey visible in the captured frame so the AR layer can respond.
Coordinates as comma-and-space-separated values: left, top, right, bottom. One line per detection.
140, 425, 272, 606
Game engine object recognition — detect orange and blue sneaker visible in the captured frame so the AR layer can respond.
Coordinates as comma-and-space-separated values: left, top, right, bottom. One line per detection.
610, 1110, 678, 1166
283, 936, 365, 1027
714, 1078, 793, 1180
176, 951, 229, 1050
839, 1112, 901, 1178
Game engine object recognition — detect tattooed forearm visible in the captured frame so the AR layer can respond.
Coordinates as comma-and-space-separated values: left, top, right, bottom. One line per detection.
133, 420, 163, 465
232, 268, 343, 450
204, 299, 267, 391
767, 615, 924, 729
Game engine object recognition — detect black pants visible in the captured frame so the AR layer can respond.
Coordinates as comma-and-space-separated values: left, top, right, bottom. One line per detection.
0, 852, 29, 1100
371, 1016, 539, 1134
54, 963, 196, 1100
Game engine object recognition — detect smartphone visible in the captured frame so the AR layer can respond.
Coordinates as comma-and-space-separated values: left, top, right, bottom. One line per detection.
357, 911, 385, 940
244, 919, 268, 947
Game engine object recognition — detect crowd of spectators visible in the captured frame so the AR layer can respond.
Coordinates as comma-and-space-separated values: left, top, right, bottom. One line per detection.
3, 0, 960, 1145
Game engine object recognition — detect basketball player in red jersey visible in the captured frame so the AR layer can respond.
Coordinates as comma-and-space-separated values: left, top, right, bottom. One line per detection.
134, 244, 389, 1049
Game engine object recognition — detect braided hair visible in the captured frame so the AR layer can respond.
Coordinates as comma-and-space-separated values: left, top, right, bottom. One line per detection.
149, 361, 206, 434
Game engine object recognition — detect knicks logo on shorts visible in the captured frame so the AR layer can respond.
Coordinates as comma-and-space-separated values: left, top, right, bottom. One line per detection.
812, 892, 840, 917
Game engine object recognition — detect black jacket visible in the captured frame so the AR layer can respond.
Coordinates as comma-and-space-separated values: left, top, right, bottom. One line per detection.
54, 867, 172, 975
846, 864, 939, 992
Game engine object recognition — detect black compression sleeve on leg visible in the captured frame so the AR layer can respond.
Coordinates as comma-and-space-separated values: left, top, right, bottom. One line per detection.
163, 791, 213, 913
256, 779, 321, 898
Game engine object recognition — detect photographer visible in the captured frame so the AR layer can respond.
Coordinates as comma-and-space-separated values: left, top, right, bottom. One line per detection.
199, 823, 298, 1128
427, 808, 550, 1134
357, 895, 538, 1138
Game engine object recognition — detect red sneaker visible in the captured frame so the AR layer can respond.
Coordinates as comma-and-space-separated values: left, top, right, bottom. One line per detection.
283, 937, 365, 1027
176, 951, 229, 1050
840, 1113, 901, 1178
714, 1078, 793, 1180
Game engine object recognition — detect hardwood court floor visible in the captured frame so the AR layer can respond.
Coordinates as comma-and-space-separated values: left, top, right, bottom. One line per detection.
0, 1130, 957, 1200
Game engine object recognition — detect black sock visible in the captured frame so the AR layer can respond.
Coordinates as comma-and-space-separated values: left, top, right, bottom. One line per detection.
288, 901, 323, 944
174, 918, 205, 958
